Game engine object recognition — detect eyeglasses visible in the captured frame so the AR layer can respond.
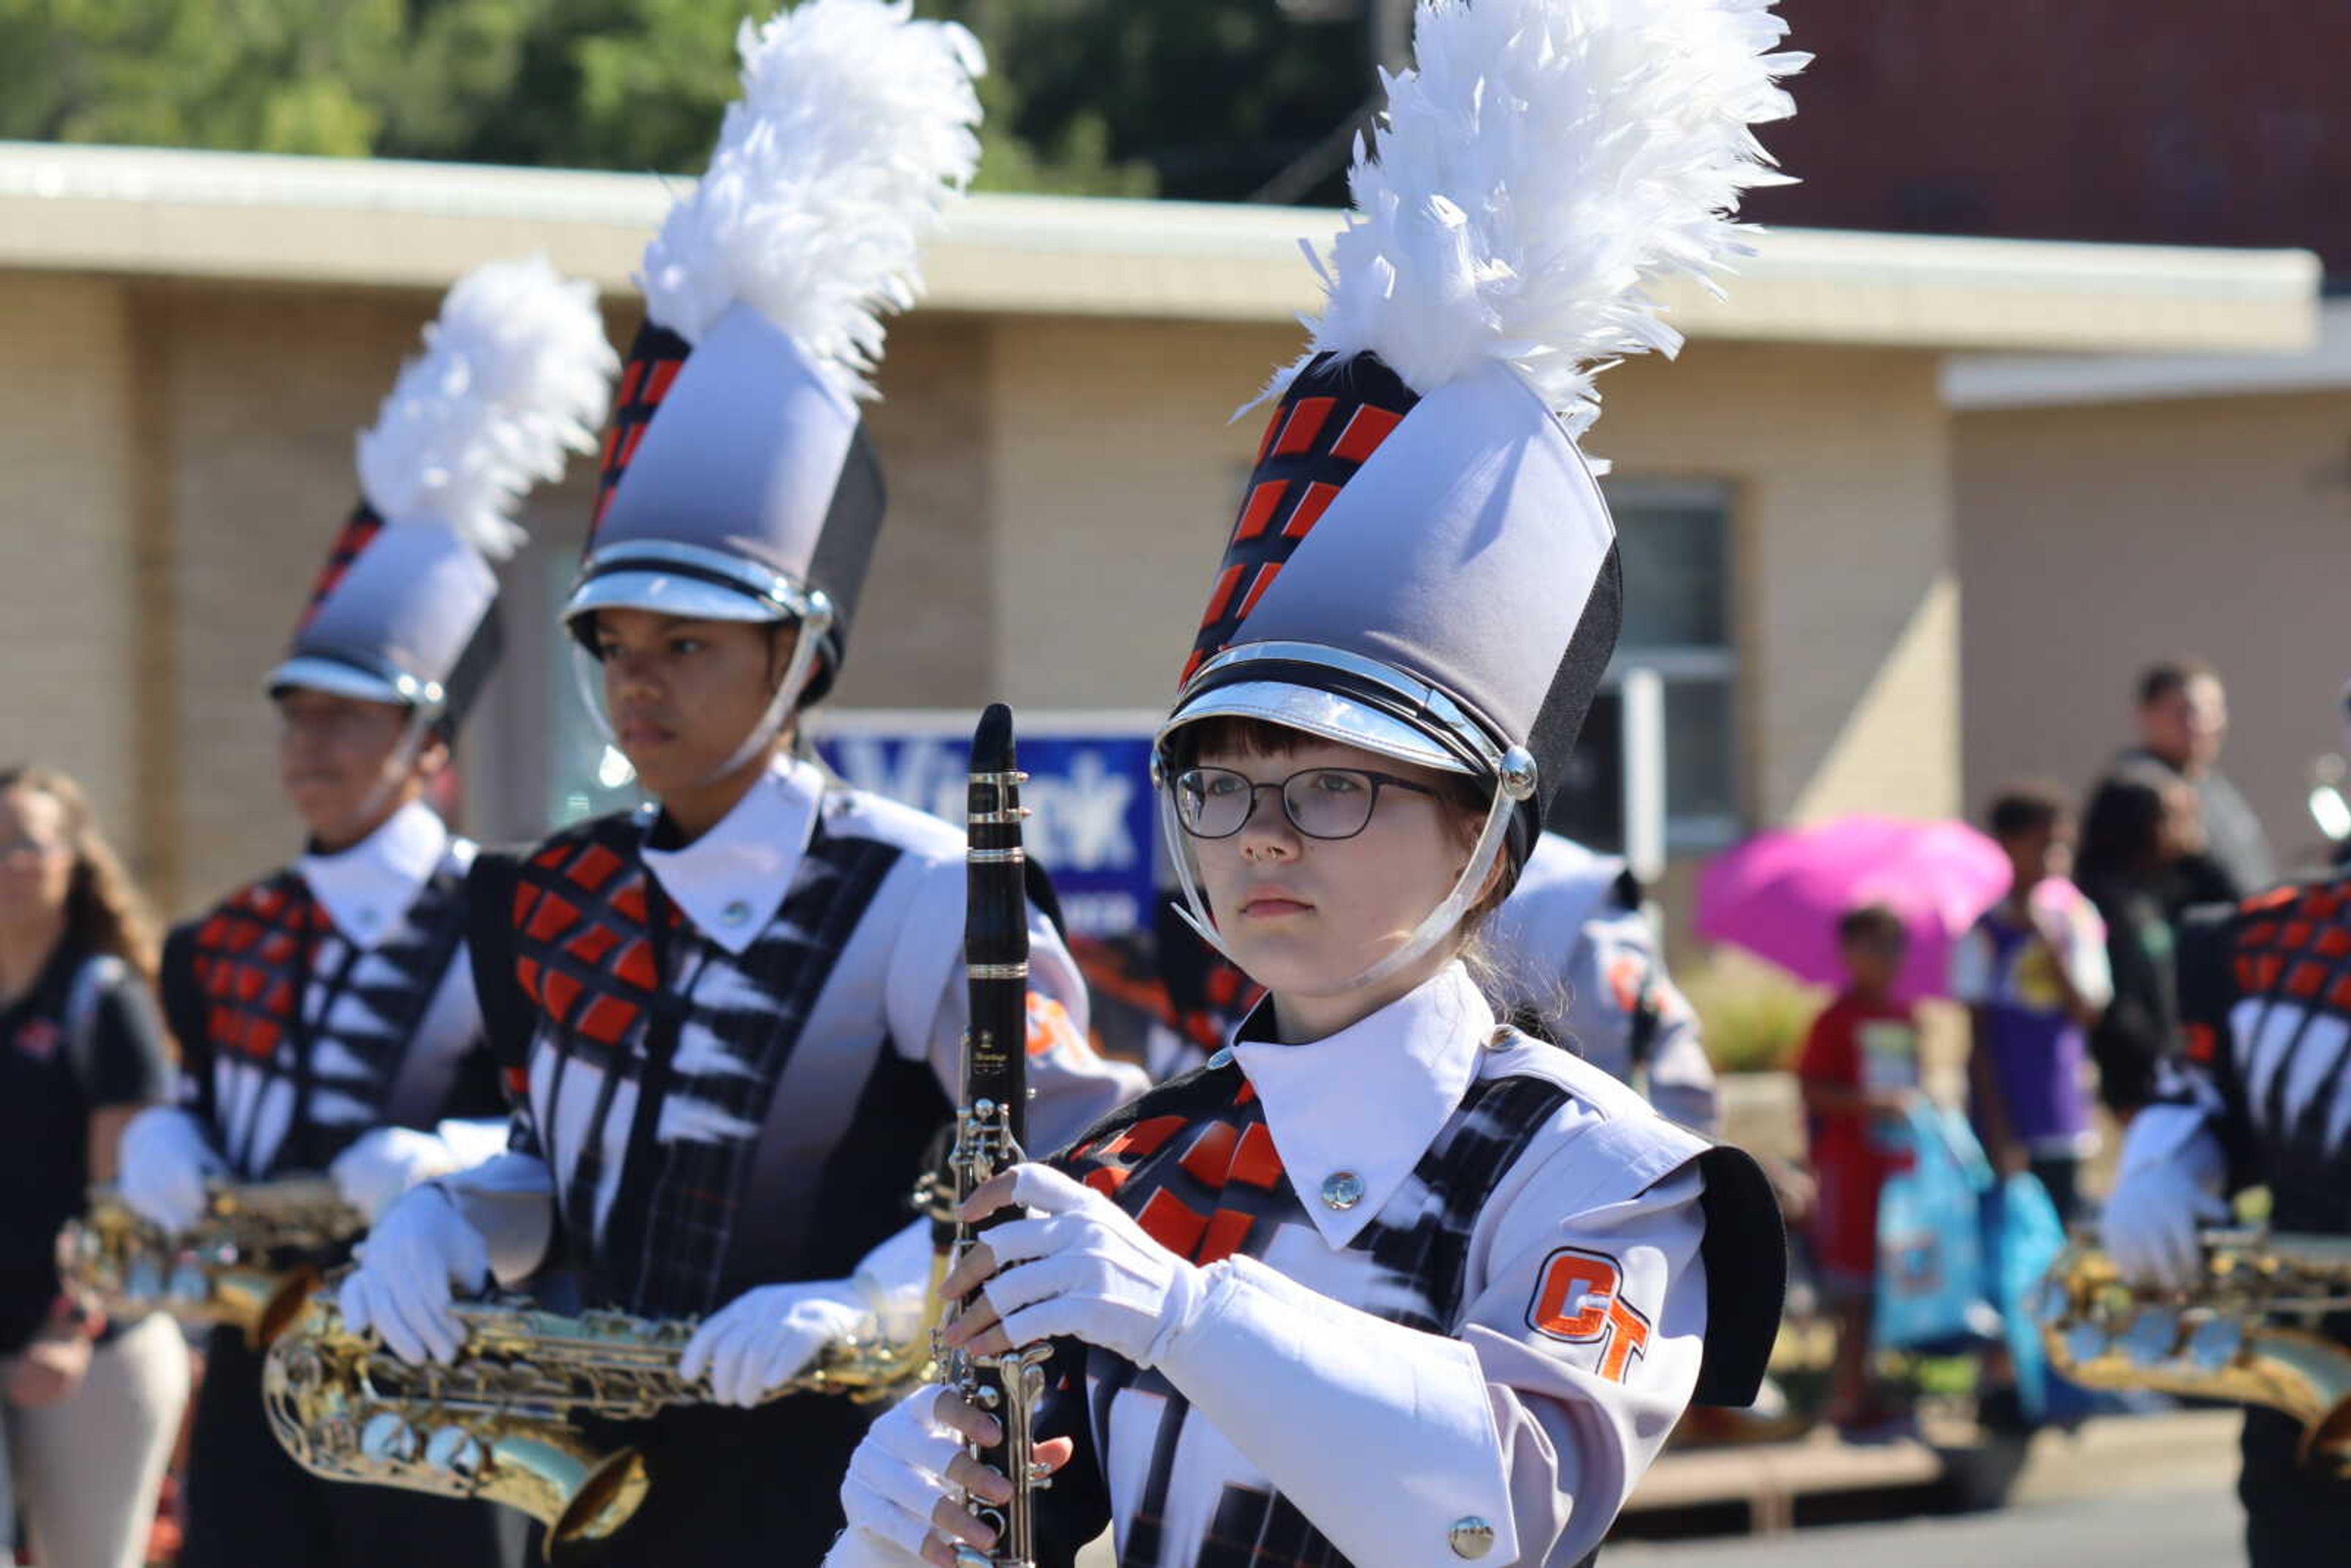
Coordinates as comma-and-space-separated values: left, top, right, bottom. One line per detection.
1171, 765, 1441, 841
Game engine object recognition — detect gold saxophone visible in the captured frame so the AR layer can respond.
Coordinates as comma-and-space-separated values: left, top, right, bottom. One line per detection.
63, 1178, 364, 1348
263, 1259, 945, 1559
2039, 1228, 2351, 1471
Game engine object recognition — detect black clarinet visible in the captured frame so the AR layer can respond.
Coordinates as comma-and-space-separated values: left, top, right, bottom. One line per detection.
943, 703, 1051, 1568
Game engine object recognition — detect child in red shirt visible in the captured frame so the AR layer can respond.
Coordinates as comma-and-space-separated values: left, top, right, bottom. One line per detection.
1799, 904, 1923, 1433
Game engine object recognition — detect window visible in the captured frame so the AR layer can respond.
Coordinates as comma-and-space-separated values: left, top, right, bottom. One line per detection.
1548, 478, 1739, 856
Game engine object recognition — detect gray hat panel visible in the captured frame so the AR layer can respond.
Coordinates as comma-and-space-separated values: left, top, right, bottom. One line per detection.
288, 524, 497, 694
1235, 364, 1614, 749
596, 302, 857, 586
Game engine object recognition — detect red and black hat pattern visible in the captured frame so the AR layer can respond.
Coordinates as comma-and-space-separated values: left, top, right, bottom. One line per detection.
298, 509, 387, 633
588, 323, 694, 544
1180, 353, 1418, 688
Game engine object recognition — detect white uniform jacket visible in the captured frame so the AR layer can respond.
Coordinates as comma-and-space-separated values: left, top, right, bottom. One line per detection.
446, 754, 1147, 1316
1035, 962, 1782, 1568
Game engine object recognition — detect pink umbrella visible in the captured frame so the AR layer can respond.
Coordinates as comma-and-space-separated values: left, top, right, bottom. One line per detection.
1695, 815, 2015, 1002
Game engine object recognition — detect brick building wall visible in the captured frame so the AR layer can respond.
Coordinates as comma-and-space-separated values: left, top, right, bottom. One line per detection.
1755, 2, 2351, 275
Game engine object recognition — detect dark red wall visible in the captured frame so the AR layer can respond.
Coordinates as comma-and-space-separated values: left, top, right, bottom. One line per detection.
1749, 2, 2350, 275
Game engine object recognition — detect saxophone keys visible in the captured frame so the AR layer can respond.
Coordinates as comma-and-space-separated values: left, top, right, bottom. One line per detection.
2062, 1322, 2113, 1368
2186, 1316, 2246, 1373
425, 1426, 489, 1480
361, 1412, 423, 1463
2121, 1307, 2183, 1368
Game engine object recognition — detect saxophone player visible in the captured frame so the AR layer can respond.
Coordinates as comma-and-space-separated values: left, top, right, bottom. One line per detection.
113, 258, 617, 1568
2102, 854, 2351, 1561
337, 5, 1144, 1561
830, 1, 1798, 1561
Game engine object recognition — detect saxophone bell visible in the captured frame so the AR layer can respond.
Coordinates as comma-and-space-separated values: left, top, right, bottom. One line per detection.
64, 1179, 361, 1348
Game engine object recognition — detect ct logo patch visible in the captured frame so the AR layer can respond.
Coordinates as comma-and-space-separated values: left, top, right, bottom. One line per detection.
1526, 1246, 1652, 1382
1025, 992, 1089, 1061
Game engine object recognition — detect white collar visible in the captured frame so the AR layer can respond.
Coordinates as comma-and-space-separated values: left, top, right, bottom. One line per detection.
298, 800, 450, 950
1231, 962, 1491, 1249
640, 755, 822, 954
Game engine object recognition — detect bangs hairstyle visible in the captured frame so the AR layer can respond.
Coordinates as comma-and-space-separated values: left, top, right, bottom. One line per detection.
1166, 713, 1513, 950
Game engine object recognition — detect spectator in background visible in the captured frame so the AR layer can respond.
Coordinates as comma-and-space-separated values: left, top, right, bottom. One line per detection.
0, 766, 187, 1568
1797, 904, 1920, 1436
2113, 659, 2274, 907
2076, 765, 2200, 1119
1953, 785, 2110, 1225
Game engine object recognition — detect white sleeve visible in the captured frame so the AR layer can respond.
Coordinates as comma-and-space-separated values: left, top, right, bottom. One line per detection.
2065, 904, 2115, 1010
1947, 925, 1993, 1005
888, 856, 1145, 1157
1152, 1159, 1706, 1568
436, 1150, 558, 1288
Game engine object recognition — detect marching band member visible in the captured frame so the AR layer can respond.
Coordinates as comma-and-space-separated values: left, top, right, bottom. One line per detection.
335, 3, 1144, 1560
831, 0, 1800, 1562
116, 257, 615, 1568
2101, 863, 2351, 1562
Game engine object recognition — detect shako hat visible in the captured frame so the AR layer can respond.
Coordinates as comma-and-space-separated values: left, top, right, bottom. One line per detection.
271, 256, 617, 734
563, 0, 985, 713
1157, 0, 1805, 982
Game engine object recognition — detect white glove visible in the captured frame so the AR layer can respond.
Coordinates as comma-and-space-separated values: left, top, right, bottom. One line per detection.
116, 1108, 226, 1233
830, 1386, 975, 1566
975, 1162, 1207, 1367
329, 1127, 467, 1223
337, 1185, 489, 1365
2102, 1106, 2230, 1291
2102, 1160, 2229, 1290
678, 1280, 871, 1408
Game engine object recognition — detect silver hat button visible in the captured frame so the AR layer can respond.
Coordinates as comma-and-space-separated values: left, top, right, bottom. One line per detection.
1448, 1517, 1496, 1559
720, 899, 751, 926
1319, 1171, 1364, 1212
1207, 1046, 1235, 1070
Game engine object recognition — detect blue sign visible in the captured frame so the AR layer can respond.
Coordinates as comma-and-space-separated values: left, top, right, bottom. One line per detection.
814, 714, 1160, 942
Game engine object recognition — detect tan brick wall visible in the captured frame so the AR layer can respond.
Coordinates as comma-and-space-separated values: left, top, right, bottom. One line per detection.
827, 316, 999, 711
0, 275, 143, 860
0, 273, 1964, 917
982, 315, 1300, 712
1596, 342, 1960, 827
1957, 390, 2351, 864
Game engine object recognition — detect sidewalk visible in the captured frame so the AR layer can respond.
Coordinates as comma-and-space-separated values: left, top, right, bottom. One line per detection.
1622, 1408, 2241, 1535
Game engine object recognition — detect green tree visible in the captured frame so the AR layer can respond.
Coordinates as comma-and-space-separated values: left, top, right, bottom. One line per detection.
0, 0, 1362, 201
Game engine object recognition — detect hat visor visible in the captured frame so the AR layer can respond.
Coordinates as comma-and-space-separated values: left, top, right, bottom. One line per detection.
1160, 679, 1475, 775
563, 569, 790, 629
264, 656, 413, 707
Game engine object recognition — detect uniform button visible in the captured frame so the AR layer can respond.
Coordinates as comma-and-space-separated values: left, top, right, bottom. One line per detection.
720, 899, 751, 926
1448, 1517, 1495, 1559
1207, 1046, 1235, 1070
1483, 1025, 1515, 1050
1319, 1171, 1363, 1211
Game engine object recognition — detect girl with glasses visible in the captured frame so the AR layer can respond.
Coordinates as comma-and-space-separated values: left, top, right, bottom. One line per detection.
830, 1, 1801, 1564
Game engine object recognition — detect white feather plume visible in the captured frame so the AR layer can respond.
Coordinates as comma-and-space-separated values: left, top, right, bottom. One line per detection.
1267, 0, 1805, 438
637, 0, 986, 399
356, 255, 617, 561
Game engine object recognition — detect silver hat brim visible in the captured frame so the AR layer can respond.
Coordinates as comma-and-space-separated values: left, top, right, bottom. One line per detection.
562, 568, 792, 628
1160, 678, 1475, 776
264, 656, 415, 708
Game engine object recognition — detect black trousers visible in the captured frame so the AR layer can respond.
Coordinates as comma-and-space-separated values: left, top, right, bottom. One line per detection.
2241, 1405, 2351, 1567
544, 1391, 873, 1566
181, 1327, 520, 1568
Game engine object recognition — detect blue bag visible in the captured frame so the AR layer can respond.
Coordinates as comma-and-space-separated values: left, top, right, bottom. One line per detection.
1980, 1172, 2077, 1424
1873, 1102, 1996, 1351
